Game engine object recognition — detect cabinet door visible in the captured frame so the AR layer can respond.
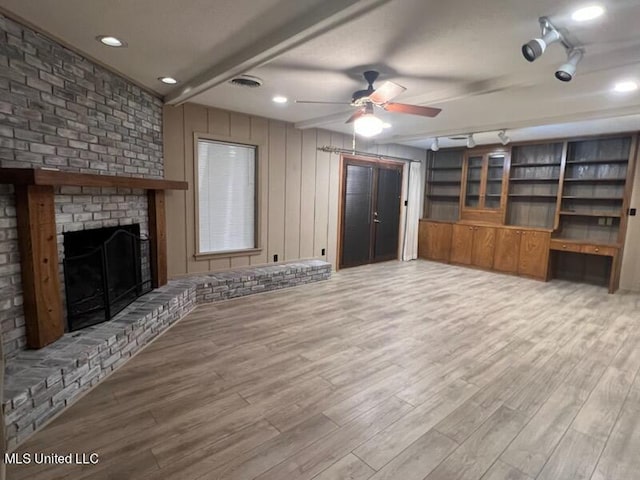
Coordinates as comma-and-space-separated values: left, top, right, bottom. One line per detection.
518, 231, 550, 279
471, 226, 496, 269
494, 228, 520, 273
450, 224, 474, 265
430, 222, 452, 262
418, 221, 429, 259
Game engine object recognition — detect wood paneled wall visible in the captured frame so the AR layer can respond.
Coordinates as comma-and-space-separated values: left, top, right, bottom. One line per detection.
163, 104, 425, 276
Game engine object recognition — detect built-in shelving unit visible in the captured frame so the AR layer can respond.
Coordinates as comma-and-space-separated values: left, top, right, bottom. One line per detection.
556, 136, 632, 245
420, 132, 637, 293
506, 142, 563, 229
424, 149, 464, 221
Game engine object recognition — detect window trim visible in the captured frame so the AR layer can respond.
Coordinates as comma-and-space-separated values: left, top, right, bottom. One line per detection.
193, 132, 263, 259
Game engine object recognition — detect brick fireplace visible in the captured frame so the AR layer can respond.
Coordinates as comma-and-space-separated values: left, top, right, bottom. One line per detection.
0, 13, 167, 357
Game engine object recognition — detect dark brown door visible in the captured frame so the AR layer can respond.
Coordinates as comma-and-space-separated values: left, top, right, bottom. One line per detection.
342, 164, 374, 267
340, 159, 402, 268
373, 167, 402, 261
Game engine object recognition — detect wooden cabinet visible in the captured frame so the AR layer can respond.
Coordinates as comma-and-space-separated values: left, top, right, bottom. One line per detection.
471, 226, 496, 269
518, 231, 550, 279
418, 221, 452, 262
418, 220, 550, 282
450, 224, 474, 265
494, 228, 520, 273
450, 224, 495, 268
493, 227, 550, 279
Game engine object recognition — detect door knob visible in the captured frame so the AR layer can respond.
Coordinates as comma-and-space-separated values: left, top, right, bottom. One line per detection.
374, 219, 381, 223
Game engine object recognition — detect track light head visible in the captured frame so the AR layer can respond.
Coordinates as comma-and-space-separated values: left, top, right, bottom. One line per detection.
466, 134, 476, 149
522, 18, 563, 62
498, 130, 510, 145
430, 138, 440, 152
555, 49, 584, 82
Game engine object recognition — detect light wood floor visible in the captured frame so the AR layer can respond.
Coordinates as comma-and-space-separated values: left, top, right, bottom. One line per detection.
9, 260, 640, 480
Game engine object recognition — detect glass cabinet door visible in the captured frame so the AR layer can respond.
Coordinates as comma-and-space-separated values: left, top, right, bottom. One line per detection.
485, 154, 505, 209
465, 156, 483, 207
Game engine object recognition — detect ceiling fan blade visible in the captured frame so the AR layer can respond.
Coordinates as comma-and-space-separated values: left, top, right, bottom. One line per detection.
345, 109, 366, 124
369, 81, 406, 104
383, 102, 442, 118
295, 100, 352, 105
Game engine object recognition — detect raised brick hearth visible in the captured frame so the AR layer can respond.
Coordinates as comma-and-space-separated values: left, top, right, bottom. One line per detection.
3, 260, 331, 449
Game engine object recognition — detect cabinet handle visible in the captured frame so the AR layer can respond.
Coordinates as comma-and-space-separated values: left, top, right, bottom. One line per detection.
469, 227, 473, 230
474, 227, 478, 230
516, 231, 521, 234
562, 244, 568, 249
595, 248, 600, 252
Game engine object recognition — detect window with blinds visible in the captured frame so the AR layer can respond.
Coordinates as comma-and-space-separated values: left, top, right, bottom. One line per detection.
197, 139, 257, 254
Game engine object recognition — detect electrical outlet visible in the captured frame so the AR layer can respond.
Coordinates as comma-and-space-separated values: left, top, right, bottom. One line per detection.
630, 208, 637, 216
321, 248, 325, 256
606, 217, 614, 226
273, 254, 278, 262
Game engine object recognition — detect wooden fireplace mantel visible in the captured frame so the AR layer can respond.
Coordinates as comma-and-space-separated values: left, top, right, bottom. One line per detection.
0, 167, 187, 190
0, 168, 188, 348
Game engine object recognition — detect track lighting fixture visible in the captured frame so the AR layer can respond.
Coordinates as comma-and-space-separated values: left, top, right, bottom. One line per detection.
466, 134, 476, 149
555, 49, 584, 82
430, 138, 440, 152
522, 17, 563, 62
498, 130, 510, 145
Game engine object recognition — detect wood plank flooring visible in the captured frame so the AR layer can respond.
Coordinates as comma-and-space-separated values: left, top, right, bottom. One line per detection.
8, 260, 640, 480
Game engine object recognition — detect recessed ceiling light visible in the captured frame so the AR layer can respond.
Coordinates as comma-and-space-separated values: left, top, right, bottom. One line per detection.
613, 81, 638, 93
571, 5, 605, 22
382, 122, 392, 129
96, 35, 127, 48
159, 77, 178, 85
272, 96, 288, 104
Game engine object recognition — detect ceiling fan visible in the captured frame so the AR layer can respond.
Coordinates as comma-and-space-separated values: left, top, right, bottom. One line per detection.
296, 70, 442, 136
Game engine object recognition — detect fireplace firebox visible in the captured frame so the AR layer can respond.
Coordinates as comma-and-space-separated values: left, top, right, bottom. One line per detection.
63, 225, 151, 331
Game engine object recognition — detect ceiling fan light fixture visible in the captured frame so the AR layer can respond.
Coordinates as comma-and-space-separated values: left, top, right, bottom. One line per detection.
430, 138, 440, 152
354, 114, 384, 137
467, 134, 476, 149
498, 130, 511, 145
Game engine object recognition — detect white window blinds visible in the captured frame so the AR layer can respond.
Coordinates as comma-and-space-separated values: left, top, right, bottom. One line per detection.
197, 140, 256, 253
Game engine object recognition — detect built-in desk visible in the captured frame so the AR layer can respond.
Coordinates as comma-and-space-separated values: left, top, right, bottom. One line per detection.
549, 238, 621, 293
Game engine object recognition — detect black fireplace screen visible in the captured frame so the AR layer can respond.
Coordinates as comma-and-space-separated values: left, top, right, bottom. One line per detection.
63, 225, 151, 331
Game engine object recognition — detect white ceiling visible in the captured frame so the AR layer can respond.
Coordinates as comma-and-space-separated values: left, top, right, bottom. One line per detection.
2, 0, 640, 148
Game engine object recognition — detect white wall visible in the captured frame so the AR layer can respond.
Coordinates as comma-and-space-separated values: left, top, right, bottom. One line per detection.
621, 155, 640, 291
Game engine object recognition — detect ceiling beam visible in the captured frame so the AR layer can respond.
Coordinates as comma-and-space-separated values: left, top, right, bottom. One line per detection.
376, 104, 640, 144
164, 0, 391, 105
294, 109, 354, 130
